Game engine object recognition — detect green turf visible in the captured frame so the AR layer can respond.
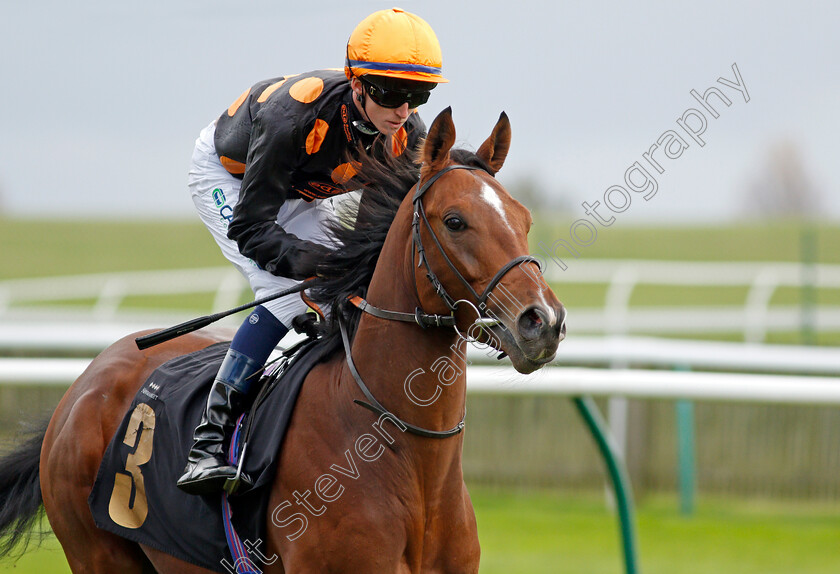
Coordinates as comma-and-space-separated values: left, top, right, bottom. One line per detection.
0, 531, 70, 574
0, 218, 223, 279
4, 218, 840, 282
531, 217, 840, 264
4, 217, 839, 345
473, 489, 840, 574
3, 490, 839, 573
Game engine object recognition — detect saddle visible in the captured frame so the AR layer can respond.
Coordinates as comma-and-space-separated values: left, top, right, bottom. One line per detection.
88, 334, 338, 572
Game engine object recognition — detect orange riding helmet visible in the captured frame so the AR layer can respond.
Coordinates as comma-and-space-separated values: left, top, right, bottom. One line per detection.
344, 8, 448, 85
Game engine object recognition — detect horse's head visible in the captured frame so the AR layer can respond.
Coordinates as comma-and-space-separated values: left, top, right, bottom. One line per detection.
414, 107, 566, 374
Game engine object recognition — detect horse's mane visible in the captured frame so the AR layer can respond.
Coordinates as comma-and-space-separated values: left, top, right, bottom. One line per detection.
308, 142, 491, 347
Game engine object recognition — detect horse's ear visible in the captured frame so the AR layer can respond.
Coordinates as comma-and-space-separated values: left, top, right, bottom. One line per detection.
476, 111, 511, 175
422, 107, 456, 174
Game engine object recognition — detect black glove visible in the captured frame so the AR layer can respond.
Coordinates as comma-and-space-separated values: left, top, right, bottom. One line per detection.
288, 242, 333, 280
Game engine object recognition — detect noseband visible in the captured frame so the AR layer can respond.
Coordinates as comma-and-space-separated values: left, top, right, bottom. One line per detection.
340, 163, 542, 439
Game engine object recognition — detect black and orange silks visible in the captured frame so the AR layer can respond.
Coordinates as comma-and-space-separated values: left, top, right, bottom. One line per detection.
214, 69, 426, 279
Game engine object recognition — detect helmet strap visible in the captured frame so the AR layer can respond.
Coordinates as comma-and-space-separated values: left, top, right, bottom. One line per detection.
353, 93, 379, 136
351, 77, 377, 130
346, 46, 379, 135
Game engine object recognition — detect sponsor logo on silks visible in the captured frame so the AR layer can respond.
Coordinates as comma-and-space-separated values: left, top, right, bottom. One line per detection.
219, 205, 234, 229
212, 188, 226, 208
295, 180, 344, 202
213, 187, 235, 229
340, 104, 353, 143
249, 313, 260, 325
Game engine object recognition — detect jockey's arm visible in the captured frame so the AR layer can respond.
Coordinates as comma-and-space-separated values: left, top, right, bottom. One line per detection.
227, 115, 331, 280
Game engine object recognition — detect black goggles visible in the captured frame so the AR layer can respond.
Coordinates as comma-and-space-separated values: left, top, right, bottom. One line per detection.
361, 78, 431, 109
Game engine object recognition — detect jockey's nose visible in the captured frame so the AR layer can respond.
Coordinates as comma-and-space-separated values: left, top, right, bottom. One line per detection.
395, 102, 410, 119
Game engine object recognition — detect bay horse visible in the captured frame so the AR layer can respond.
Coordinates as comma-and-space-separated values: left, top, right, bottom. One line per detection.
0, 108, 565, 573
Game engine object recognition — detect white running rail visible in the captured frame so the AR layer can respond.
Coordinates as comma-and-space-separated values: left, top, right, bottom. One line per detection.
3, 358, 839, 406
2, 260, 840, 342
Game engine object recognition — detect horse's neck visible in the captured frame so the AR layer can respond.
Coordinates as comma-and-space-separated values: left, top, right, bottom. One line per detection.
347, 202, 467, 460
350, 314, 467, 434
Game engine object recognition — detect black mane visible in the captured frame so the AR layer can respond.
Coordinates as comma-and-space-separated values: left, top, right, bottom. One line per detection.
449, 148, 492, 173
308, 142, 491, 345
310, 142, 419, 332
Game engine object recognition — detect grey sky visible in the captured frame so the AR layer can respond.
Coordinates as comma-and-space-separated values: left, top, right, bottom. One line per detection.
2, 1, 837, 223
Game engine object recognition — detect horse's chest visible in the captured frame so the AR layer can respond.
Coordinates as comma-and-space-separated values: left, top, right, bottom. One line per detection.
268, 480, 479, 572
416, 500, 480, 572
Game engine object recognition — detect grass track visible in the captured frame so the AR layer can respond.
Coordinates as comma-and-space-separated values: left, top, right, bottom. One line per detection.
532, 217, 840, 264
6, 218, 840, 311
3, 490, 839, 573
473, 489, 840, 574
4, 218, 840, 282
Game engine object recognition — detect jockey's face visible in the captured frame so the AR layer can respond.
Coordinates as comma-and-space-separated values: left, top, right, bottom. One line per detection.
350, 77, 412, 137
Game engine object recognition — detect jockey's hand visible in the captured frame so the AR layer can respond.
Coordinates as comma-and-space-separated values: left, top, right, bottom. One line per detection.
293, 243, 333, 280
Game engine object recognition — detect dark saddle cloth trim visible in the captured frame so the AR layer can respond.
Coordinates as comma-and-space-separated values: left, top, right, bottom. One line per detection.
88, 337, 336, 572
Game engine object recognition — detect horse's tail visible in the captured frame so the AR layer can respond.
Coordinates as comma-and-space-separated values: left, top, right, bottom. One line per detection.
0, 420, 48, 559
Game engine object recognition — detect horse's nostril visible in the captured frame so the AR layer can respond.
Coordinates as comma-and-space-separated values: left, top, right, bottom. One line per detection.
518, 307, 546, 340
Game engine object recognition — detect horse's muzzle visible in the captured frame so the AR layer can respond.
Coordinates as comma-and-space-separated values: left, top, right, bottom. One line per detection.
490, 302, 565, 374
517, 303, 566, 345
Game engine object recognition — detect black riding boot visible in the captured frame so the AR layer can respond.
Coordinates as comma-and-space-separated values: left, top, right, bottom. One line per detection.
176, 349, 260, 495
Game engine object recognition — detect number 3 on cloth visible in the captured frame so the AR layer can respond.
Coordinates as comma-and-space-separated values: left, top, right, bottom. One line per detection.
108, 403, 156, 529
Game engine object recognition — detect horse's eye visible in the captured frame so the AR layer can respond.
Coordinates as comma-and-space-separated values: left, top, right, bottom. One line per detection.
444, 216, 466, 231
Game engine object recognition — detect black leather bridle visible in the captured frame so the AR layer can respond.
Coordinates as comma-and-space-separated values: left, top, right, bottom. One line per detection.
411, 164, 541, 322
340, 164, 542, 439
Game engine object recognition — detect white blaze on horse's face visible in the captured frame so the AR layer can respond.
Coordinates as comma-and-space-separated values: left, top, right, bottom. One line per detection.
479, 182, 512, 231
418, 107, 566, 373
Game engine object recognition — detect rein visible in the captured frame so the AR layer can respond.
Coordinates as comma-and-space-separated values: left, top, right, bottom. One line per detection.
339, 314, 465, 439
348, 295, 456, 328
341, 164, 541, 439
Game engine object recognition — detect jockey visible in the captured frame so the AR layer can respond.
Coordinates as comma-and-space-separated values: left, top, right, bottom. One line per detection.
177, 8, 448, 495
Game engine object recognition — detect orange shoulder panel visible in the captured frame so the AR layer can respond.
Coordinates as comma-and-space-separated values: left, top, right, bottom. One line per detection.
257, 79, 288, 103
289, 77, 325, 104
227, 88, 251, 117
